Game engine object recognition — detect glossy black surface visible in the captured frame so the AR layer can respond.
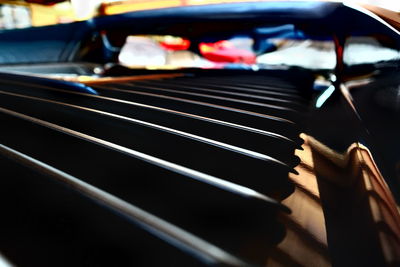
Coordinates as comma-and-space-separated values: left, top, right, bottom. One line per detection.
0, 1, 400, 266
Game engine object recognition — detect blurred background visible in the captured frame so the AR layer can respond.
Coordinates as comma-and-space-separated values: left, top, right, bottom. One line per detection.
0, 0, 398, 30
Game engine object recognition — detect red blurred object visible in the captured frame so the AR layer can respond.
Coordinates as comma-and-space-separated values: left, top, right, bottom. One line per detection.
199, 40, 256, 64
160, 38, 191, 51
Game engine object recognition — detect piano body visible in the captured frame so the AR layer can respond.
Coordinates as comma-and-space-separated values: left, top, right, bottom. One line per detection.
0, 1, 399, 266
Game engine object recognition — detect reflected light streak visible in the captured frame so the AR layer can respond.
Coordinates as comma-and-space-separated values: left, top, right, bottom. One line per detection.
0, 253, 13, 267
315, 85, 335, 108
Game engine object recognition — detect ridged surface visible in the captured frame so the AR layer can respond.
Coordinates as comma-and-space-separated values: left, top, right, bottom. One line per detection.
0, 71, 309, 266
